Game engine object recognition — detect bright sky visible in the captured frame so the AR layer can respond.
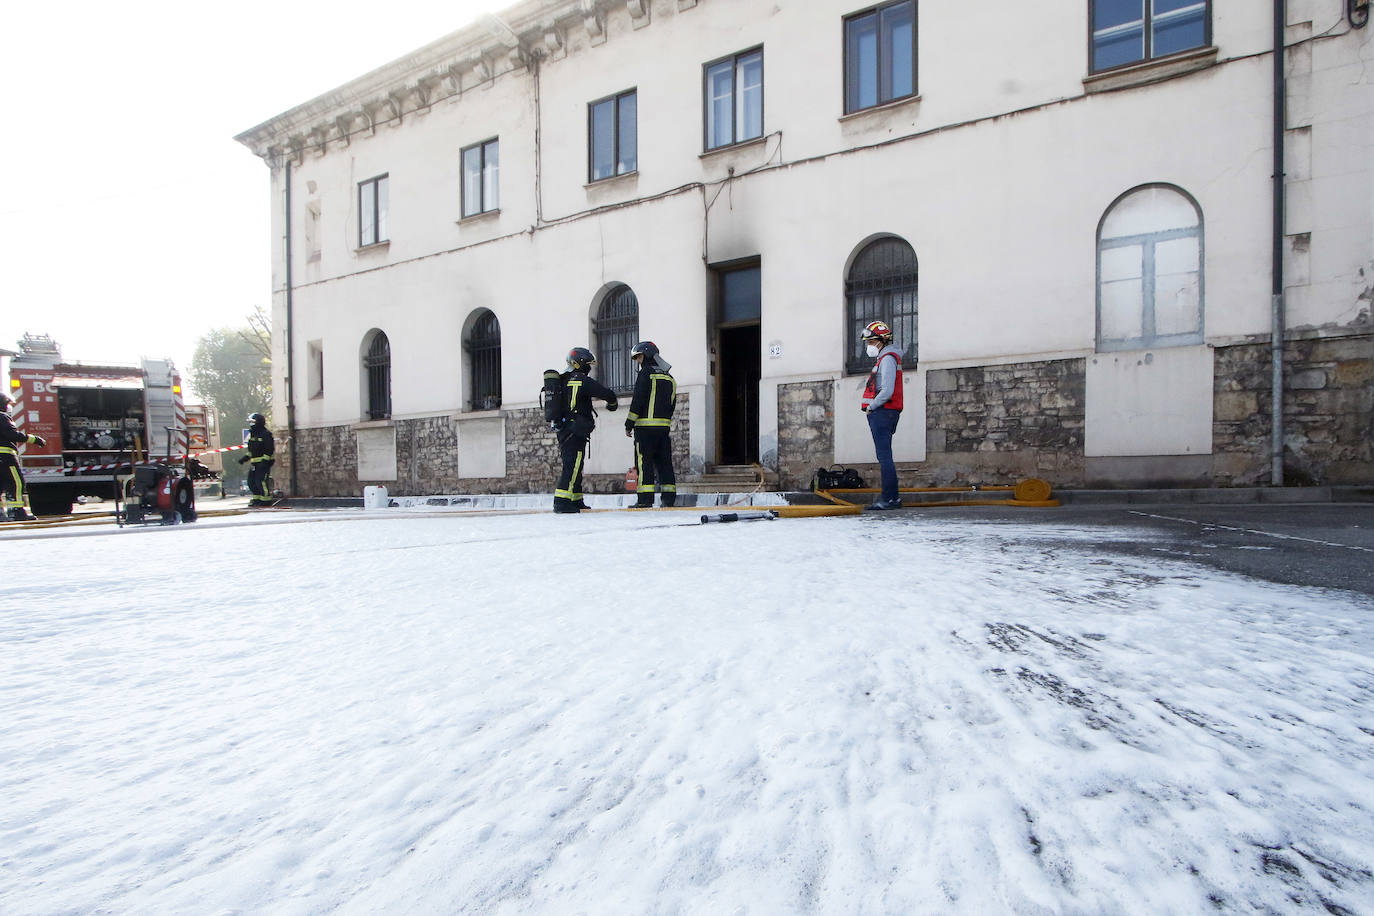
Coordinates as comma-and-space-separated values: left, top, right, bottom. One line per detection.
0, 0, 513, 390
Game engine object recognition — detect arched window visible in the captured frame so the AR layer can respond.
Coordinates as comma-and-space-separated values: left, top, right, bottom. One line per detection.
845, 237, 918, 375
363, 331, 391, 420
593, 284, 640, 394
1097, 184, 1203, 352
466, 309, 502, 411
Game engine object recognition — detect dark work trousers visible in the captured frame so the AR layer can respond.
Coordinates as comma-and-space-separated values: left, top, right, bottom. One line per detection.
248, 459, 275, 503
2, 453, 27, 513
633, 427, 676, 506
866, 408, 901, 503
554, 428, 589, 507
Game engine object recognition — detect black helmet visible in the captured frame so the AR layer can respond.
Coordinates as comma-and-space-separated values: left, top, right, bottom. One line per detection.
248, 412, 266, 425
566, 347, 595, 372
629, 341, 659, 363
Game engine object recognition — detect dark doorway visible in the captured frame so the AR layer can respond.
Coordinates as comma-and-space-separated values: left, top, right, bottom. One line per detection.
715, 261, 761, 466
719, 325, 760, 465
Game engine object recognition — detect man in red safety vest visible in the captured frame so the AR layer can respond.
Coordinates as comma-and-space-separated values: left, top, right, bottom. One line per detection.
859, 320, 904, 510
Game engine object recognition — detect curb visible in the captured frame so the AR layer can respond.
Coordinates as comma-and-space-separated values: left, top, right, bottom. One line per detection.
271, 486, 1374, 512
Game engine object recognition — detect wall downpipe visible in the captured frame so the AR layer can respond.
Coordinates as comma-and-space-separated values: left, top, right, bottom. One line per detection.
1270, 0, 1287, 487
284, 160, 299, 495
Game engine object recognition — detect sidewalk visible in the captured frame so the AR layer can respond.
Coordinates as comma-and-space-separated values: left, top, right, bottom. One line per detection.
276, 484, 1374, 512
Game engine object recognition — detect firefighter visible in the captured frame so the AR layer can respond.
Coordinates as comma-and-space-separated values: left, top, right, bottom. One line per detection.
553, 347, 617, 514
624, 341, 677, 508
239, 412, 276, 506
1, 392, 45, 521
859, 320, 904, 510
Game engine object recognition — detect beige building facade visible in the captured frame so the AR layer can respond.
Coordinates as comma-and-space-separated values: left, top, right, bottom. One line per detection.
235, 0, 1374, 496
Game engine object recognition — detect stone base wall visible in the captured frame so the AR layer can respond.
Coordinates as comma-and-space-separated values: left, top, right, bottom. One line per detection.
278, 424, 359, 497
277, 338, 1369, 497
279, 397, 693, 498
922, 358, 1087, 487
1214, 331, 1374, 486
393, 415, 460, 493
777, 381, 834, 490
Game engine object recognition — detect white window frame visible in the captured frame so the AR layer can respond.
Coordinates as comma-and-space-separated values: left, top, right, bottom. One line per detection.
704, 48, 764, 151
1096, 184, 1204, 352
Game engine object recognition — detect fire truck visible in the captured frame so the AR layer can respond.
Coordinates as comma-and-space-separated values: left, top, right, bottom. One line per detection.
6, 334, 209, 519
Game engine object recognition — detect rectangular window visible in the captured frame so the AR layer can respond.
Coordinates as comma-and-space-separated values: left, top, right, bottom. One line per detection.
461, 138, 499, 217
844, 1, 917, 114
704, 48, 763, 151
589, 90, 638, 182
358, 174, 388, 247
720, 266, 762, 323
1090, 0, 1208, 73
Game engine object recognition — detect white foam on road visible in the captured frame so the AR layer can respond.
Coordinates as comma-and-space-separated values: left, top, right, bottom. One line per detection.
3, 511, 1372, 913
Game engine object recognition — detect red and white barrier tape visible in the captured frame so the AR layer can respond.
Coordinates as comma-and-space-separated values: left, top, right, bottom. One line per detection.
25, 443, 249, 477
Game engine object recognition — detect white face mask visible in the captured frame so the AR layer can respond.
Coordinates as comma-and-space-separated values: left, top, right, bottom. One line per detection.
865, 344, 880, 358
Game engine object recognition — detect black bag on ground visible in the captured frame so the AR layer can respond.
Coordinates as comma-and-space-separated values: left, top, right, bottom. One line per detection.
812, 465, 866, 490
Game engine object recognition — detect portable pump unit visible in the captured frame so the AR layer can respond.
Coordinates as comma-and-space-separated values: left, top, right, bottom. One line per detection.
119, 463, 196, 526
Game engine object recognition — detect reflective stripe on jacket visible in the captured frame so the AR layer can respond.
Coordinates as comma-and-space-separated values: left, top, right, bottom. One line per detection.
247, 426, 275, 461
627, 367, 676, 428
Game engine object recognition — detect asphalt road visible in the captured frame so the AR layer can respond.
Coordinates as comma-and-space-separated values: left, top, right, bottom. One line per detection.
888, 502, 1374, 599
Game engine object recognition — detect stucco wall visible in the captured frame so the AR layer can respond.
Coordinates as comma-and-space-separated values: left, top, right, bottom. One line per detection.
245, 0, 1372, 494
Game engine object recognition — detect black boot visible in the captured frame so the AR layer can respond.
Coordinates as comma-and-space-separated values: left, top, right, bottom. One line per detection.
661, 493, 676, 508
553, 497, 581, 514
629, 496, 654, 509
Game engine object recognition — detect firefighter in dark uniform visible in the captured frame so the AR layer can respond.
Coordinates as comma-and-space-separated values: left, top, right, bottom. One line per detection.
624, 341, 677, 508
2, 392, 46, 521
239, 412, 276, 506
553, 347, 617, 514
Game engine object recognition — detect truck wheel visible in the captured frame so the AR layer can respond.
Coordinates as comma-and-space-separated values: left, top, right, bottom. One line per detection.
174, 478, 196, 523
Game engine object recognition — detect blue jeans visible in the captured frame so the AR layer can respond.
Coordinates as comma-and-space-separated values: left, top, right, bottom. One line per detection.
867, 408, 901, 502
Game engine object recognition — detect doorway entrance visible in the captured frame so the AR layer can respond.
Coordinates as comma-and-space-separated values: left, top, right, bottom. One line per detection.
718, 325, 760, 465
714, 263, 760, 466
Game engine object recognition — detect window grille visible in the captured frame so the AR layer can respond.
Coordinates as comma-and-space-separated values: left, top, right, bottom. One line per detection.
467, 310, 502, 411
845, 238, 918, 375
364, 332, 391, 420
594, 286, 640, 394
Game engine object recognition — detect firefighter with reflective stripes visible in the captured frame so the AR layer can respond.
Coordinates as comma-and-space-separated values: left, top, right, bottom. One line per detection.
624, 341, 677, 508
239, 412, 276, 506
553, 348, 618, 514
1, 392, 45, 521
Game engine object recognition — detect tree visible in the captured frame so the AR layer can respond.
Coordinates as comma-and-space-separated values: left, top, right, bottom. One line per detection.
190, 312, 271, 489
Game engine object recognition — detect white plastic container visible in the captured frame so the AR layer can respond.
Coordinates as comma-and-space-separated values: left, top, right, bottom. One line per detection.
363, 485, 389, 510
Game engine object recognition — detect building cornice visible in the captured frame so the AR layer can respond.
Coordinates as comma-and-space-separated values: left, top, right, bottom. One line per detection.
234, 0, 699, 167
